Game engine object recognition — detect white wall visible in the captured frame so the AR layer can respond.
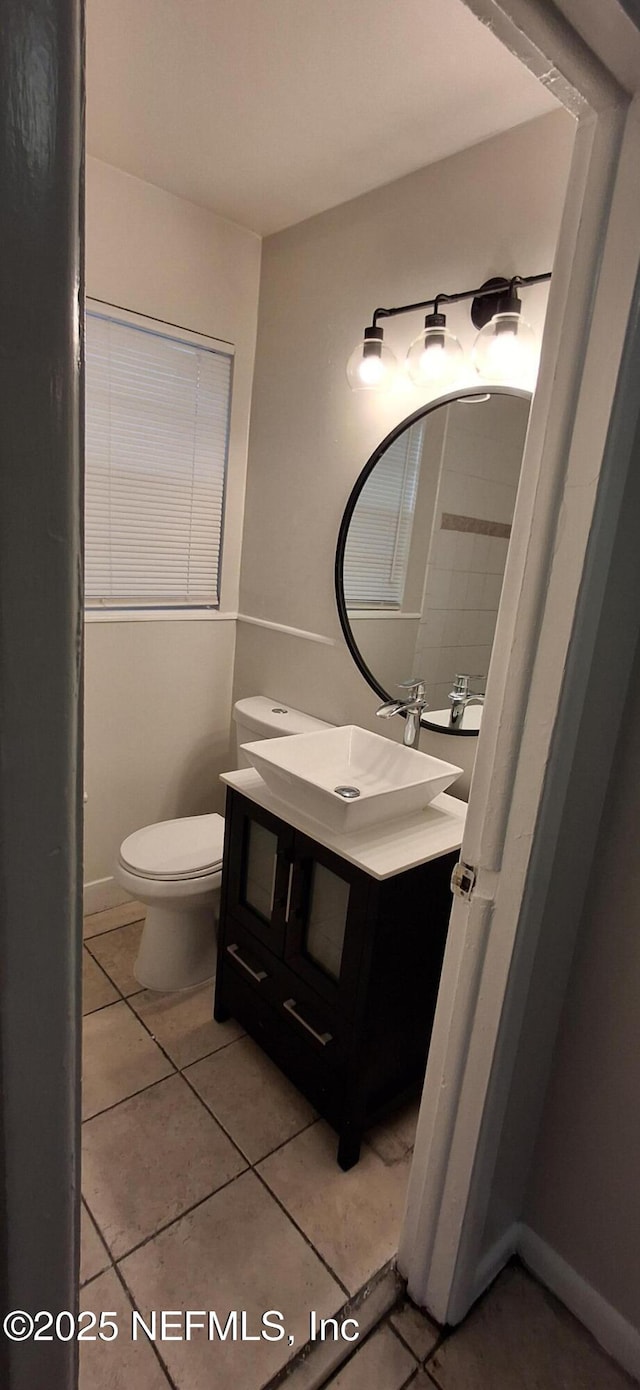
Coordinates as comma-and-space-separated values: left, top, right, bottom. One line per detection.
523, 650, 640, 1336
84, 158, 261, 905
235, 110, 575, 800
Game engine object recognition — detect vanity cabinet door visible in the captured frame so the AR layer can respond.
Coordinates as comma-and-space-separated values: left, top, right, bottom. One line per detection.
284, 833, 372, 1013
225, 795, 294, 956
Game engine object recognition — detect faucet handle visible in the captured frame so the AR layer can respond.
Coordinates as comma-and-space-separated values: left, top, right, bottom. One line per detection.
451, 673, 483, 695
398, 678, 426, 700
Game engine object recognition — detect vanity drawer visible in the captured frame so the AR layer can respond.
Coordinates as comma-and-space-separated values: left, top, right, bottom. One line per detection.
221, 921, 280, 1004
219, 964, 347, 1124
222, 919, 346, 1063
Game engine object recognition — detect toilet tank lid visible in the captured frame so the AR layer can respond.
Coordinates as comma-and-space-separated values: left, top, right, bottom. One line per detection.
233, 696, 333, 738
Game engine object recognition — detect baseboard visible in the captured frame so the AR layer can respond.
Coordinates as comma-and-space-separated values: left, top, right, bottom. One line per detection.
472, 1222, 521, 1305
83, 876, 130, 917
519, 1224, 640, 1382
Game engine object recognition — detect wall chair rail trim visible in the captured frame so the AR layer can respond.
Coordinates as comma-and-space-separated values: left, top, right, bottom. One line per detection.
237, 614, 337, 646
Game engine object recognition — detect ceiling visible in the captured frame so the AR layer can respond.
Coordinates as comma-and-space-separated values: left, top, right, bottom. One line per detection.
87, 0, 559, 237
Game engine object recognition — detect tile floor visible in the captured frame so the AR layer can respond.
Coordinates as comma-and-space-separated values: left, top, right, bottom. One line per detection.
81, 902, 636, 1390
81, 900, 416, 1390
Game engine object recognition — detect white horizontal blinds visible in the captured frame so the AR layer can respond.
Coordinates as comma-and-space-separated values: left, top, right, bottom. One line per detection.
85, 311, 232, 607
343, 421, 423, 608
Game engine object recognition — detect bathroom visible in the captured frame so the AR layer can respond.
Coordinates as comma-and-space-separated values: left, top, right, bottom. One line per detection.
7, 1, 640, 1389
79, 50, 569, 1377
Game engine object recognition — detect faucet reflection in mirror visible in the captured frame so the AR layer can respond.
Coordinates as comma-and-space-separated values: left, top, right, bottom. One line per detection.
346, 271, 550, 392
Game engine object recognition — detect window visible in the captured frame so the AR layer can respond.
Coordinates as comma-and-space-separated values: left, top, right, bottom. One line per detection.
342, 421, 423, 609
84, 304, 233, 610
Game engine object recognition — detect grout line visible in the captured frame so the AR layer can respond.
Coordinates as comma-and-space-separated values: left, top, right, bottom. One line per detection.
116, 999, 251, 1170
83, 913, 146, 941
83, 1069, 177, 1125
181, 1059, 319, 1167
252, 1163, 351, 1303
79, 1198, 112, 1287
386, 1309, 446, 1366
386, 1319, 428, 1362
110, 1258, 179, 1390
111, 1166, 251, 1266
81, 1192, 116, 1287
419, 1368, 443, 1389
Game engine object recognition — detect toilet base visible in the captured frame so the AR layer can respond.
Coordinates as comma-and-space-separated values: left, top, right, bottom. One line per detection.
134, 902, 217, 992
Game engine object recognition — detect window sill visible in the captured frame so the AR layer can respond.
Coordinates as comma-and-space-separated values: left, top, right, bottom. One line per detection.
84, 608, 238, 624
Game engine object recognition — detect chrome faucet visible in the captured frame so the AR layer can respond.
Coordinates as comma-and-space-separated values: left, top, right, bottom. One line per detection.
448, 673, 485, 728
376, 679, 428, 748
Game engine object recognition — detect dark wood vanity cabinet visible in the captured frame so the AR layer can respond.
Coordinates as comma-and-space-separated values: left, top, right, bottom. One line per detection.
214, 788, 457, 1169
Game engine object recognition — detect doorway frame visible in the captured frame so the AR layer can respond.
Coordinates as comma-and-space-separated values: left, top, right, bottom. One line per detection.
398, 0, 640, 1354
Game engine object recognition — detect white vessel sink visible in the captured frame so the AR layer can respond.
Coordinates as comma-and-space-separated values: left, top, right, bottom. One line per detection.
241, 725, 463, 832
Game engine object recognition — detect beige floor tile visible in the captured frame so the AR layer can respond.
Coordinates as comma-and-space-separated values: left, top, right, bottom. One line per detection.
185, 1035, 316, 1162
120, 1169, 344, 1390
390, 1300, 439, 1361
258, 1121, 411, 1294
427, 1265, 636, 1390
84, 901, 145, 940
79, 1267, 171, 1389
83, 1073, 247, 1258
80, 1202, 110, 1285
130, 983, 243, 1069
83, 1002, 173, 1120
327, 1326, 416, 1389
367, 1098, 420, 1167
87, 921, 145, 996
83, 951, 119, 1015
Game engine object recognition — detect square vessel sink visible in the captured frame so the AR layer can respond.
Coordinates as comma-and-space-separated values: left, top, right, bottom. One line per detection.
241, 725, 463, 832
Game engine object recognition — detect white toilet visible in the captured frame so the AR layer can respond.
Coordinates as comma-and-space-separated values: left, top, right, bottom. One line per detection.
115, 697, 332, 992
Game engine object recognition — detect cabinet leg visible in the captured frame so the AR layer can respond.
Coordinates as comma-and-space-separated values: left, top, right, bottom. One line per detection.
337, 1128, 362, 1171
213, 972, 231, 1023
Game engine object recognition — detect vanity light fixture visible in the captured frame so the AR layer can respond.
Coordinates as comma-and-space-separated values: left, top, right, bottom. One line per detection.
347, 272, 551, 391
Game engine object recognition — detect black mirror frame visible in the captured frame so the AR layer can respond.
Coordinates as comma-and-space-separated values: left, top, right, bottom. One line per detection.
334, 384, 532, 736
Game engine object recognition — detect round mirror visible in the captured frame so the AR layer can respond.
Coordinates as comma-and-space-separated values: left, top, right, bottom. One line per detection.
335, 386, 531, 735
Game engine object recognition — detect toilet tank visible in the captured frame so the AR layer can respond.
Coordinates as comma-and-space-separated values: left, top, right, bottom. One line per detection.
233, 696, 333, 767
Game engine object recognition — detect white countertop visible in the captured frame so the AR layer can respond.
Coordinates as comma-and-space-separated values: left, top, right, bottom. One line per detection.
221, 767, 467, 881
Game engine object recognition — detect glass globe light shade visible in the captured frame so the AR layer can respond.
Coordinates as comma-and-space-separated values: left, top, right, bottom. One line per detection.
472, 311, 538, 385
346, 334, 398, 390
406, 324, 464, 388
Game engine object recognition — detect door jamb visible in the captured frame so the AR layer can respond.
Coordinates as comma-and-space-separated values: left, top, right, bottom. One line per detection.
399, 0, 640, 1330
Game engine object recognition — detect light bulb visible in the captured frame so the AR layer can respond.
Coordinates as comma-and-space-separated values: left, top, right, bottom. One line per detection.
406, 313, 463, 388
472, 310, 538, 385
346, 325, 398, 391
357, 353, 386, 386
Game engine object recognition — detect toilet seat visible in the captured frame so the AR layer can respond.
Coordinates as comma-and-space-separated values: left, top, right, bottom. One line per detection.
119, 813, 225, 881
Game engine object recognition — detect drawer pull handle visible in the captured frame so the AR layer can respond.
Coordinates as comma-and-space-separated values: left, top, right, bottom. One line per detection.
283, 998, 332, 1046
227, 943, 268, 983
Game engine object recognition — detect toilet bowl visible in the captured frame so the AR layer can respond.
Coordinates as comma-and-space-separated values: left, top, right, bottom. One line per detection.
116, 813, 225, 991
114, 696, 332, 991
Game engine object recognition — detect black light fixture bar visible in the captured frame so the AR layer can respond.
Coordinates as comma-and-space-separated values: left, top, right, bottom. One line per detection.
370, 271, 552, 331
